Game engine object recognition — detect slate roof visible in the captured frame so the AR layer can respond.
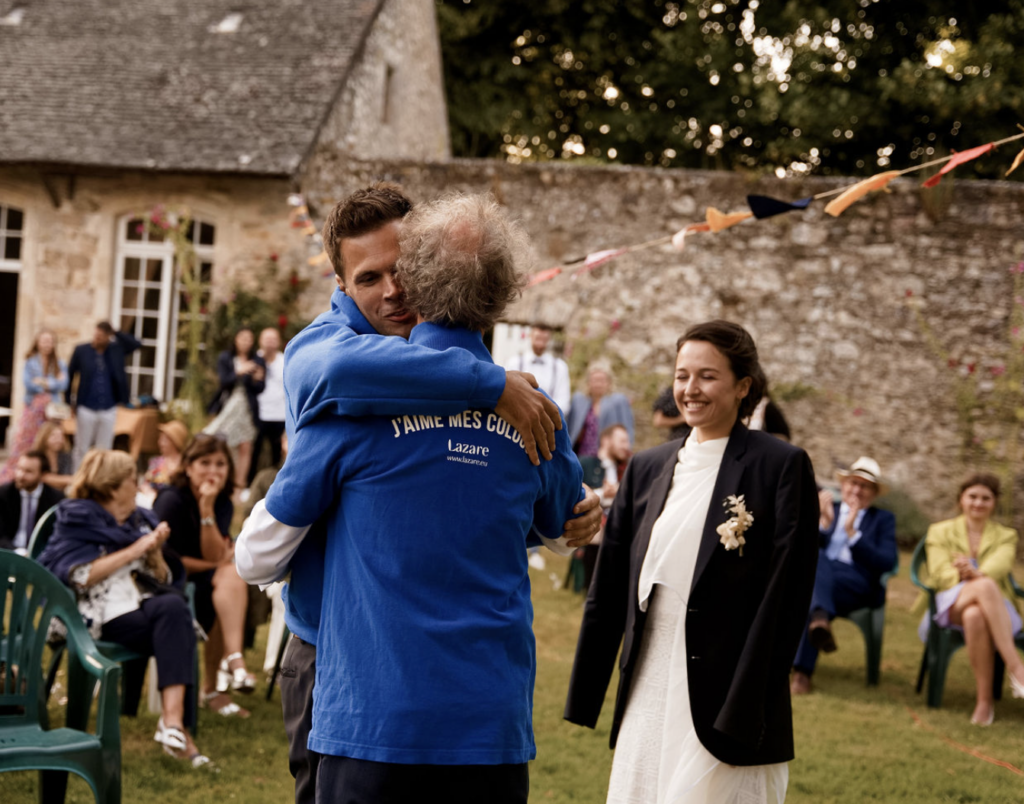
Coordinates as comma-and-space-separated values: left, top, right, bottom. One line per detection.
0, 0, 385, 175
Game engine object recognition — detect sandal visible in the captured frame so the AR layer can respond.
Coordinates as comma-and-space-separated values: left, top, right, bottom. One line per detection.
217, 652, 257, 694
154, 718, 188, 753
201, 690, 251, 719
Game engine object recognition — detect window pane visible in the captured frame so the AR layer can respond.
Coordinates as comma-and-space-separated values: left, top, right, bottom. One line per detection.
3, 236, 20, 261
139, 345, 157, 369
126, 218, 144, 241
175, 350, 188, 370
6, 207, 23, 231
121, 286, 139, 310
124, 257, 141, 281
185, 221, 196, 243
120, 315, 136, 333
145, 259, 163, 282
199, 222, 215, 246
137, 373, 155, 398
148, 227, 165, 243
142, 316, 159, 340
143, 288, 161, 311
199, 261, 213, 283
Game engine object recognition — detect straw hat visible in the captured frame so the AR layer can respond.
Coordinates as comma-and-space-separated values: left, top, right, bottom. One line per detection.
835, 456, 888, 495
157, 420, 191, 453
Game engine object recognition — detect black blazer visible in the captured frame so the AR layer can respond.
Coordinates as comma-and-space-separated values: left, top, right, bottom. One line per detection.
0, 482, 65, 551
821, 502, 897, 606
564, 421, 819, 766
207, 350, 266, 424
66, 330, 142, 408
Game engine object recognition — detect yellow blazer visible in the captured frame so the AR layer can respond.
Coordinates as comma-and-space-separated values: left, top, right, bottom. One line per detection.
912, 516, 1022, 617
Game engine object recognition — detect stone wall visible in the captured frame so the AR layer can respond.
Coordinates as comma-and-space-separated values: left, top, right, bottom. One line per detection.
0, 166, 315, 429
304, 155, 1024, 525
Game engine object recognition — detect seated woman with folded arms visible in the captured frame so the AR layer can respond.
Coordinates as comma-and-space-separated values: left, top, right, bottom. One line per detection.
38, 449, 208, 765
917, 473, 1024, 725
154, 433, 256, 718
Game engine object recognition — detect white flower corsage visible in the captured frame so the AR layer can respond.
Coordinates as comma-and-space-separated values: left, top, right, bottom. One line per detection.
716, 494, 754, 556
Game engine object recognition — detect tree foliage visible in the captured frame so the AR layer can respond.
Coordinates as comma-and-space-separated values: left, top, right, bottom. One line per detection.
437, 0, 1024, 178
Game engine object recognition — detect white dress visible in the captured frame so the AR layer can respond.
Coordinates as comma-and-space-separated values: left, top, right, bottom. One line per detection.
607, 436, 788, 804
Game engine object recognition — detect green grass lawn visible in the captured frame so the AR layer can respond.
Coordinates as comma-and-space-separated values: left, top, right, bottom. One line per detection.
4, 550, 1024, 802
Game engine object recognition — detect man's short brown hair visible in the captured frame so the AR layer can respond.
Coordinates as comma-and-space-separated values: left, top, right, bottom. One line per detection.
321, 182, 413, 281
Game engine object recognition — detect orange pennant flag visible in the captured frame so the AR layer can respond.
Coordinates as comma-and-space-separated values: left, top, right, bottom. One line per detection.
922, 142, 995, 187
824, 170, 900, 217
706, 208, 753, 232
1007, 147, 1024, 177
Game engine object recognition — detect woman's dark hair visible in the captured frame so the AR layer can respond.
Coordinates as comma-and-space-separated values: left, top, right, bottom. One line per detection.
957, 472, 1000, 501
676, 320, 768, 421
171, 433, 237, 493
232, 327, 256, 359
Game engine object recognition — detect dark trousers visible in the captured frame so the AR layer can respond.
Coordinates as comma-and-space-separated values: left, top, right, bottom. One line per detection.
249, 419, 286, 483
793, 550, 879, 675
100, 594, 194, 689
315, 755, 529, 804
281, 635, 320, 804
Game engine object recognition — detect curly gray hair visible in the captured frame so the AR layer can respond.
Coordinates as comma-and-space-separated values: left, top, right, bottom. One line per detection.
396, 193, 531, 331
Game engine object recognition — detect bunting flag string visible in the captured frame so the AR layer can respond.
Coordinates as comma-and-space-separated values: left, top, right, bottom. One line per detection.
525, 128, 1024, 288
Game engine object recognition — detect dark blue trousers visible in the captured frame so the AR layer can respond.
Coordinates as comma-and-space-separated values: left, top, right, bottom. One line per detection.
100, 593, 195, 689
793, 549, 879, 675
315, 755, 528, 804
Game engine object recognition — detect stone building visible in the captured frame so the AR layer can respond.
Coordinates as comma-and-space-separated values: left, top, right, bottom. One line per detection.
0, 0, 448, 442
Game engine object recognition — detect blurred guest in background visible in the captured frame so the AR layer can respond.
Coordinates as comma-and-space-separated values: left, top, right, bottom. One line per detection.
66, 321, 140, 470
505, 324, 571, 412
0, 329, 69, 483
0, 450, 65, 553
791, 456, 897, 695
567, 365, 634, 457
37, 449, 208, 766
249, 327, 286, 485
33, 421, 75, 491
154, 434, 255, 718
205, 327, 265, 492
914, 473, 1024, 724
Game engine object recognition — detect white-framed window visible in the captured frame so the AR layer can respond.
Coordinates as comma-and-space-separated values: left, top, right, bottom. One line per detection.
0, 203, 24, 272
112, 215, 215, 402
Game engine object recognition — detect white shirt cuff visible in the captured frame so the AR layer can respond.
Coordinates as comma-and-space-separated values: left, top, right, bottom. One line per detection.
235, 499, 311, 588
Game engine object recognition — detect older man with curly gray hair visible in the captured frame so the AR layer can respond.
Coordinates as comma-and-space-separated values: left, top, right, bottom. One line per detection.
396, 192, 532, 332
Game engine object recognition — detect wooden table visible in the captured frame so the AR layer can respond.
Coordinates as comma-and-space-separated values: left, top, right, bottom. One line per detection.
62, 407, 161, 461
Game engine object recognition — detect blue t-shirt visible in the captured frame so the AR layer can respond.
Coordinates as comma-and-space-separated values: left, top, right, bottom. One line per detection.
279, 290, 508, 644
266, 322, 584, 765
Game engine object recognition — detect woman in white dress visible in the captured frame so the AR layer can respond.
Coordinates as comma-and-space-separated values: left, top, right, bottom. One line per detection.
565, 321, 820, 804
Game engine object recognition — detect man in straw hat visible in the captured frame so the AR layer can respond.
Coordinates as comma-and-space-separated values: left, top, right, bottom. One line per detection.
791, 456, 897, 694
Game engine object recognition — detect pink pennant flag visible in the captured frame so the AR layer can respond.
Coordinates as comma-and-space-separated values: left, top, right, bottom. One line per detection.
572, 248, 627, 279
527, 266, 563, 287
671, 222, 711, 251
922, 142, 995, 188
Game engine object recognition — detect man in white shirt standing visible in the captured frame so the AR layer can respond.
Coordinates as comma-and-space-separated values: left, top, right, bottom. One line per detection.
0, 450, 65, 553
505, 325, 571, 413
249, 327, 287, 486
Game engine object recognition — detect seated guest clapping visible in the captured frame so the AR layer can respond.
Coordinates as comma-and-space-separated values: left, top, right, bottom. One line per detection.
915, 473, 1024, 724
154, 434, 256, 718
791, 456, 897, 694
37, 450, 208, 765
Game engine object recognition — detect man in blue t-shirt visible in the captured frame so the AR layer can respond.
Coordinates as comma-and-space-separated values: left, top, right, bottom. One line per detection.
256, 193, 585, 804
237, 184, 599, 804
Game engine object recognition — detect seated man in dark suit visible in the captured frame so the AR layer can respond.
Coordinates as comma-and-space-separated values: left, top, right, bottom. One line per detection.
0, 450, 65, 553
791, 456, 897, 694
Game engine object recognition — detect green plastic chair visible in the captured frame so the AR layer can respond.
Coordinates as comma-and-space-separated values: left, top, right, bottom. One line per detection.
910, 538, 1024, 708
0, 551, 122, 803
836, 554, 899, 686
28, 504, 199, 734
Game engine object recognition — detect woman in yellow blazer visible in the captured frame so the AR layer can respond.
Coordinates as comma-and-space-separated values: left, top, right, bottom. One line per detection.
917, 473, 1024, 724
